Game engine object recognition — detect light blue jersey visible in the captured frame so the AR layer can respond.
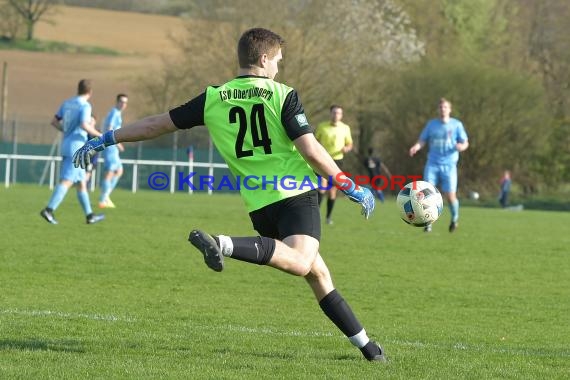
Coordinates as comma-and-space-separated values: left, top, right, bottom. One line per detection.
103, 107, 123, 171
56, 96, 92, 157
103, 107, 122, 133
419, 118, 468, 165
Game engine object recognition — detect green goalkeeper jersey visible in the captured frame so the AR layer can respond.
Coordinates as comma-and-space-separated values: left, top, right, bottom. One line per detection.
169, 76, 318, 212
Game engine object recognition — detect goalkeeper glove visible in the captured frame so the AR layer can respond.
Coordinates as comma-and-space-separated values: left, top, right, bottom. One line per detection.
73, 130, 116, 169
340, 178, 375, 219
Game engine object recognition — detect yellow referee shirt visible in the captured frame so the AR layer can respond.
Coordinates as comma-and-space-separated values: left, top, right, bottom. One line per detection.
315, 121, 353, 160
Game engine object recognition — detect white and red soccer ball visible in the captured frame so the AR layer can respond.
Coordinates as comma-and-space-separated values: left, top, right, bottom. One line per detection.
396, 181, 444, 227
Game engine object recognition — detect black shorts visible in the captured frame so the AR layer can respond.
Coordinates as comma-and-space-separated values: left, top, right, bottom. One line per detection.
249, 190, 321, 241
334, 159, 344, 170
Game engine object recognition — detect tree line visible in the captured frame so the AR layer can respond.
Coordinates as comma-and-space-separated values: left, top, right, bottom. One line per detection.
133, 0, 569, 193
1, 0, 569, 193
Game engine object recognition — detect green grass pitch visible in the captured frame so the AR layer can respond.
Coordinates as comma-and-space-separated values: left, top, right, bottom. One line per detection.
1, 185, 569, 379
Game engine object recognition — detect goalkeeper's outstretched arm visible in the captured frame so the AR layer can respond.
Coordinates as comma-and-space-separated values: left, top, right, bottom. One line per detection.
113, 113, 178, 143
73, 113, 179, 169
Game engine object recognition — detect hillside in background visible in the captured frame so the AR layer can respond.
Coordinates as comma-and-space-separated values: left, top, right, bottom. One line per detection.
62, 0, 183, 16
0, 5, 185, 143
36, 6, 184, 56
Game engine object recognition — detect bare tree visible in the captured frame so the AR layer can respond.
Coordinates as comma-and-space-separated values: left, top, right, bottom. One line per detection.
0, 3, 24, 40
7, 0, 59, 41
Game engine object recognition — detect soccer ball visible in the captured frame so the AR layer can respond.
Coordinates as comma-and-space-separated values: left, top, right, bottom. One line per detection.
396, 181, 444, 227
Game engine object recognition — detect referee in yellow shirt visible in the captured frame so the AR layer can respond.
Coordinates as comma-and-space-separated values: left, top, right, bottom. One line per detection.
315, 105, 353, 224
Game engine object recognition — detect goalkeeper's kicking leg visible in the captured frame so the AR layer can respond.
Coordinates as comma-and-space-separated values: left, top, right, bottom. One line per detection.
305, 252, 385, 361
188, 189, 385, 362
189, 230, 385, 361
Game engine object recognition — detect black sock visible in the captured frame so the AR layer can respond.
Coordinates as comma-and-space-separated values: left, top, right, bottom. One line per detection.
360, 341, 382, 359
317, 192, 324, 206
326, 198, 335, 219
319, 289, 363, 338
227, 236, 276, 265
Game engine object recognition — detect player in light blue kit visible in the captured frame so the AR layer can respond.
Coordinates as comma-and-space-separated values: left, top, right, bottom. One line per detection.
409, 98, 469, 233
99, 94, 128, 208
40, 79, 105, 225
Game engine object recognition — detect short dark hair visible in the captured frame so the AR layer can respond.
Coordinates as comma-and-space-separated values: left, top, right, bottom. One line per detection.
77, 79, 92, 95
116, 93, 128, 102
330, 104, 343, 112
237, 28, 285, 69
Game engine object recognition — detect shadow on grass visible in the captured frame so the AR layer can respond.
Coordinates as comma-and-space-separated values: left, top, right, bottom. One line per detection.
0, 338, 85, 353
214, 347, 297, 360
213, 347, 362, 362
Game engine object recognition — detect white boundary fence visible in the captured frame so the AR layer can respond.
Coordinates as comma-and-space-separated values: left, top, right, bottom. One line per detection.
0, 154, 229, 195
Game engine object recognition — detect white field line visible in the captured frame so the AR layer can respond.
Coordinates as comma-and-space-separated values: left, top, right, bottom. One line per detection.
220, 324, 335, 337
198, 324, 570, 357
3, 309, 569, 357
1, 308, 136, 322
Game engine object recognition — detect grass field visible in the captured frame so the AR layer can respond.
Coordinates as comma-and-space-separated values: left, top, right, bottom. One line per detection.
1, 185, 569, 379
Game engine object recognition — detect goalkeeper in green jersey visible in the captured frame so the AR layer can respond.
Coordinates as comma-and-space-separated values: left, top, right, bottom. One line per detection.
73, 28, 384, 362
